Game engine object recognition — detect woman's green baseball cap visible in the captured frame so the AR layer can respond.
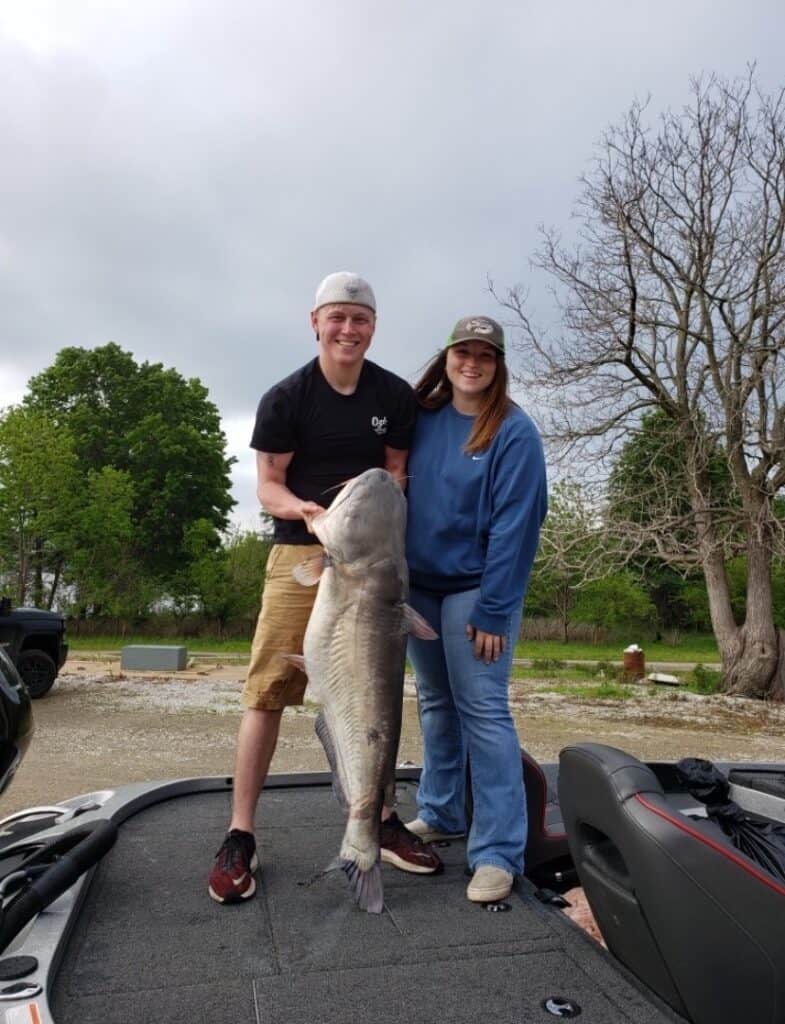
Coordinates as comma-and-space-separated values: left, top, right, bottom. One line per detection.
446, 316, 505, 355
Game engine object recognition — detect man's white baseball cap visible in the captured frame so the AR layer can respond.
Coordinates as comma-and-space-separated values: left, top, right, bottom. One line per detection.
313, 272, 376, 312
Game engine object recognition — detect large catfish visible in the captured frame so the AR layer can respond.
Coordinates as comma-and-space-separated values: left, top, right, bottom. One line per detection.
284, 468, 436, 914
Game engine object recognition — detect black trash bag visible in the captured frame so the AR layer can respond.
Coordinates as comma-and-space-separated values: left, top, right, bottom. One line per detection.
676, 757, 785, 885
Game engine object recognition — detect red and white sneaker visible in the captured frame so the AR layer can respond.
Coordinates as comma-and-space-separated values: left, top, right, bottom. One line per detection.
380, 813, 443, 874
208, 829, 259, 903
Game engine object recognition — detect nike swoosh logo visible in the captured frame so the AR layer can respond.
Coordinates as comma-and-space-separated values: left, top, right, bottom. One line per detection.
233, 872, 250, 887
471, 455, 485, 461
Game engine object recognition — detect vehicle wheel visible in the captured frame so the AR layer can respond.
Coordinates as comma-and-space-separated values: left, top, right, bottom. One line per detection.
15, 650, 57, 699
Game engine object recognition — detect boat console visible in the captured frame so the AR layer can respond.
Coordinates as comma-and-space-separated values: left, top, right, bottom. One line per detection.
558, 742, 785, 1024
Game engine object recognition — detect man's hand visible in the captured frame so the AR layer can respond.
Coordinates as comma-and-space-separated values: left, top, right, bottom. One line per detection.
299, 501, 326, 533
465, 624, 506, 664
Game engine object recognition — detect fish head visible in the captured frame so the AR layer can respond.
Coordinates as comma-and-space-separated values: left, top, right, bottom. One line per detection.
311, 468, 406, 565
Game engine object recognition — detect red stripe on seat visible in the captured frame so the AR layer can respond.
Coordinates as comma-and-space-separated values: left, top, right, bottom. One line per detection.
635, 793, 785, 898
523, 754, 567, 839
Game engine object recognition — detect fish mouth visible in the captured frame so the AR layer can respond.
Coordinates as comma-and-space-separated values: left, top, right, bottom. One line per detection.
316, 469, 392, 522
312, 479, 355, 529
312, 469, 398, 555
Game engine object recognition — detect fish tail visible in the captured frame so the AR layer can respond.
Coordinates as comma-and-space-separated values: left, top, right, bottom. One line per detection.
339, 857, 384, 914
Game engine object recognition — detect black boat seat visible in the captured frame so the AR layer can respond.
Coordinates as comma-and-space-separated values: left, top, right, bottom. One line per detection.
520, 748, 571, 880
558, 742, 785, 1024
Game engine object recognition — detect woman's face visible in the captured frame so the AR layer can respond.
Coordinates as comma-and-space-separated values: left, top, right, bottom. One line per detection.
445, 340, 498, 402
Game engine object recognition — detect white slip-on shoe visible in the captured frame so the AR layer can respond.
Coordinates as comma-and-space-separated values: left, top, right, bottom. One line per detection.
466, 865, 513, 903
405, 817, 465, 844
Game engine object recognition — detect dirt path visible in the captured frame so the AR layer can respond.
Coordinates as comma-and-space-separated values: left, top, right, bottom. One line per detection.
4, 657, 784, 816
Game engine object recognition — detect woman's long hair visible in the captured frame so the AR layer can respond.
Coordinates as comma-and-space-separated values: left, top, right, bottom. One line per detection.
414, 349, 513, 454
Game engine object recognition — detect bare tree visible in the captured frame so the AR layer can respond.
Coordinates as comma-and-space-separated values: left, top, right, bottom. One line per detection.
501, 70, 785, 699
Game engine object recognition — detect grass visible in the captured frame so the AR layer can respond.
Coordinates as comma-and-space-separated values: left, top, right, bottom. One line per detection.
69, 633, 721, 662
514, 635, 719, 663
512, 656, 726, 700
512, 662, 621, 683
68, 636, 250, 654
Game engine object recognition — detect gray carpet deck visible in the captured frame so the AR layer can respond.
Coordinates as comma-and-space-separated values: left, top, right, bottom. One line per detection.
51, 783, 683, 1024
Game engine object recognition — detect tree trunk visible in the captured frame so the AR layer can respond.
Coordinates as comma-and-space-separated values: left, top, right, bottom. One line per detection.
47, 558, 63, 610
723, 532, 783, 700
32, 536, 44, 609
686, 454, 783, 699
558, 586, 571, 644
17, 523, 27, 606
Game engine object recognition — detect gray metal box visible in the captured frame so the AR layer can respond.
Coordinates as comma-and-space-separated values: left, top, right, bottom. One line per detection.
120, 645, 188, 671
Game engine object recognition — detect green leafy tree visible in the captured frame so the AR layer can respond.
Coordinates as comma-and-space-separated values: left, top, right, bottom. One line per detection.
25, 343, 235, 587
606, 411, 735, 633
64, 467, 156, 620
0, 406, 80, 607
173, 525, 271, 637
223, 529, 272, 627
572, 573, 656, 636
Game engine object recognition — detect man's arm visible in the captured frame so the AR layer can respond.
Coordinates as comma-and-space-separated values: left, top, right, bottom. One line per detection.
256, 451, 325, 526
384, 446, 409, 490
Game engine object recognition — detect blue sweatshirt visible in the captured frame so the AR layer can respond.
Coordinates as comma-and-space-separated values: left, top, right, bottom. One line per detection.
406, 402, 547, 634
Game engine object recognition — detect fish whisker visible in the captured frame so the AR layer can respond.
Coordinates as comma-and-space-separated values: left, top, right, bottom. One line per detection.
319, 477, 357, 498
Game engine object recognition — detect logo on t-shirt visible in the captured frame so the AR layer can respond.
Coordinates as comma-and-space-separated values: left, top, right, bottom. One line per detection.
371, 415, 388, 436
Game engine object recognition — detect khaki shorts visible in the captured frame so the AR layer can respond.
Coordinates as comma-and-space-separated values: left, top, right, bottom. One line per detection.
241, 544, 321, 710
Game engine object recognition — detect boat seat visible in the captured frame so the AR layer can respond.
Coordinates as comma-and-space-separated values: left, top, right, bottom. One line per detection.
463, 748, 572, 884
520, 748, 572, 883
558, 742, 785, 1024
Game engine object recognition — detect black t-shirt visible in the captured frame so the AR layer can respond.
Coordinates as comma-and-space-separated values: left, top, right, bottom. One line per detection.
250, 358, 416, 544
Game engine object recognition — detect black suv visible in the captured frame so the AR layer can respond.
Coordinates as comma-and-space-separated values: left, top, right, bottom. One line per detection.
0, 597, 69, 698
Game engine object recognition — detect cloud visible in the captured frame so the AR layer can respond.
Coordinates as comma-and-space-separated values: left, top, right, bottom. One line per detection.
2, 0, 784, 521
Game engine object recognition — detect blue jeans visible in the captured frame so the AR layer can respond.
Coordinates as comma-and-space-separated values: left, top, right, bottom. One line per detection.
407, 586, 526, 875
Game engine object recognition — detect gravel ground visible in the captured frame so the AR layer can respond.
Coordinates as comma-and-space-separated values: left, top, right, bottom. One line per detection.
3, 657, 784, 816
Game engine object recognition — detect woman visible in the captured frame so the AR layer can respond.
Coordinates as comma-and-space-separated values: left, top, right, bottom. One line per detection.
405, 315, 547, 903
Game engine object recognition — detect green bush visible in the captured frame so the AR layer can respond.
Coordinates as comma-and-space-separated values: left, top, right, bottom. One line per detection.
687, 663, 723, 694
591, 681, 637, 699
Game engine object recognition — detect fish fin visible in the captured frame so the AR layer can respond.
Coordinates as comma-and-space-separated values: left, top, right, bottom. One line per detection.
315, 712, 349, 812
403, 604, 439, 639
340, 858, 384, 914
279, 653, 307, 673
292, 553, 330, 586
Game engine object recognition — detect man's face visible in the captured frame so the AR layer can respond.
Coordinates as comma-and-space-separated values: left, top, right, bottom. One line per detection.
311, 303, 375, 370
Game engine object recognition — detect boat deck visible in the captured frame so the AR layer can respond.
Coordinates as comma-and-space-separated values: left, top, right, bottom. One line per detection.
51, 779, 682, 1024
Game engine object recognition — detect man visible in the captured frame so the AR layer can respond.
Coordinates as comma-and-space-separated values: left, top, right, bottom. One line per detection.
208, 272, 442, 903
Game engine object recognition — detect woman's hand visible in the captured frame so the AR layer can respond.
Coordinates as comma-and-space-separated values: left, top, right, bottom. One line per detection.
465, 624, 506, 664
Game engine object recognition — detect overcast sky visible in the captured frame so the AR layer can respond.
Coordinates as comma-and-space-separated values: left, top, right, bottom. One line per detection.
2, 1, 784, 526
